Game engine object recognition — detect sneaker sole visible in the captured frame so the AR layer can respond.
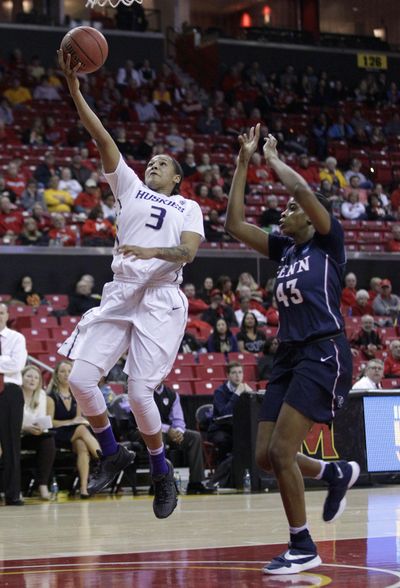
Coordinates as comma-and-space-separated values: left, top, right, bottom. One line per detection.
325, 461, 360, 524
88, 451, 136, 495
263, 555, 322, 575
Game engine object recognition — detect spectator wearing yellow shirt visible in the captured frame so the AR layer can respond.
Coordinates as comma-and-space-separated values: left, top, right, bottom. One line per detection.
319, 156, 347, 189
3, 79, 32, 107
44, 175, 74, 213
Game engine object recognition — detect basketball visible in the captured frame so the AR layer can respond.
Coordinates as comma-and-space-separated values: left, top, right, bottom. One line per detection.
60, 26, 108, 74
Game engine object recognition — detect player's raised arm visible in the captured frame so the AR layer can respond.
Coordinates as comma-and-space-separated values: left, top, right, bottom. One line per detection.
263, 134, 331, 235
57, 50, 119, 173
225, 124, 270, 256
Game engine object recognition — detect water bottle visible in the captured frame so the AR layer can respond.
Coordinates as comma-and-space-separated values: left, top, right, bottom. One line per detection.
174, 471, 182, 494
50, 477, 59, 500
243, 468, 251, 494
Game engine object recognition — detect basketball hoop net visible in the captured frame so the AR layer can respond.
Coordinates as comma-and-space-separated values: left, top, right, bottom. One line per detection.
85, 0, 143, 7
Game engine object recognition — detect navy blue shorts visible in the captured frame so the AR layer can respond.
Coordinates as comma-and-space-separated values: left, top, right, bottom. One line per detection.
258, 333, 352, 424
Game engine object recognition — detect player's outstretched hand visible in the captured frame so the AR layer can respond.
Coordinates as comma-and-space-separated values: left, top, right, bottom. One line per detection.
263, 133, 279, 162
237, 123, 260, 166
117, 244, 157, 260
57, 49, 81, 94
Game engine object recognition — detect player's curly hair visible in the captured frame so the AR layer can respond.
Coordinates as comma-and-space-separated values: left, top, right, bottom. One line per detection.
170, 157, 183, 195
314, 191, 333, 213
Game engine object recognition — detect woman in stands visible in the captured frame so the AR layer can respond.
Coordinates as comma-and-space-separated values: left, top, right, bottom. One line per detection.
236, 311, 266, 354
21, 365, 56, 500
47, 361, 100, 498
225, 124, 359, 576
206, 318, 238, 353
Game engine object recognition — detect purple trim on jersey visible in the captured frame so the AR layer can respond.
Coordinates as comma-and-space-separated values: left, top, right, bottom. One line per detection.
323, 254, 341, 331
330, 339, 341, 419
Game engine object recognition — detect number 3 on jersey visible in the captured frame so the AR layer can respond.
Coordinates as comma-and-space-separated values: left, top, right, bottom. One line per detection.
276, 279, 304, 307
145, 205, 166, 230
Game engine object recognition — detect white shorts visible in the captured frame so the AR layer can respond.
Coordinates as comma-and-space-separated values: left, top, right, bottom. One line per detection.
58, 280, 188, 385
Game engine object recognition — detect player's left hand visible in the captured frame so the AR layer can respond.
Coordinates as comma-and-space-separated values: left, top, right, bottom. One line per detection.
117, 245, 158, 260
263, 133, 279, 162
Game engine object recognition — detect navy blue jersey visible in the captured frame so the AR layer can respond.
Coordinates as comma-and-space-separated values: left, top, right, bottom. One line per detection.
269, 216, 345, 343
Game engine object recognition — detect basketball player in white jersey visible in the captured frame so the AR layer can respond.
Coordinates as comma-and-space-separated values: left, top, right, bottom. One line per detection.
57, 51, 204, 519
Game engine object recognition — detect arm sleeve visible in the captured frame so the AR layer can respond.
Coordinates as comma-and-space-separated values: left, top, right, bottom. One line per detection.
182, 200, 205, 239
103, 155, 142, 203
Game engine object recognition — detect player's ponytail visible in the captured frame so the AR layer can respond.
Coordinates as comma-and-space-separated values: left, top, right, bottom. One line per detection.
170, 157, 183, 195
314, 191, 333, 214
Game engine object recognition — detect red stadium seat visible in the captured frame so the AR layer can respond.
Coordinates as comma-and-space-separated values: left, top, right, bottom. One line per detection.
196, 365, 226, 380
30, 316, 59, 329
44, 294, 69, 309
36, 354, 59, 368
173, 353, 197, 366
166, 366, 197, 381
60, 316, 80, 328
227, 352, 257, 365
381, 379, 400, 389
168, 381, 194, 395
197, 353, 226, 366
193, 380, 223, 395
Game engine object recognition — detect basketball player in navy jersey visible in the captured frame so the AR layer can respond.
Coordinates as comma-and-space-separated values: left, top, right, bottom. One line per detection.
226, 124, 359, 575
56, 52, 204, 520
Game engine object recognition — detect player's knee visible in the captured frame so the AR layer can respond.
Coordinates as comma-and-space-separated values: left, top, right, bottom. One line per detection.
255, 447, 273, 473
268, 442, 291, 473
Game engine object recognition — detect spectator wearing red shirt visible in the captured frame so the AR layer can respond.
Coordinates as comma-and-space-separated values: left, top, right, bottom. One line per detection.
31, 203, 52, 234
48, 213, 76, 247
351, 289, 374, 317
386, 224, 400, 252
247, 152, 272, 184
75, 179, 100, 213
4, 160, 27, 198
81, 206, 115, 246
368, 276, 382, 302
182, 283, 208, 316
341, 272, 357, 308
350, 314, 383, 360
294, 154, 321, 187
384, 340, 400, 377
233, 285, 267, 319
390, 182, 400, 218
0, 195, 24, 236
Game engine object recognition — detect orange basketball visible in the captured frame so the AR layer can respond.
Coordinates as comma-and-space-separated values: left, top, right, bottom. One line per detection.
60, 26, 108, 74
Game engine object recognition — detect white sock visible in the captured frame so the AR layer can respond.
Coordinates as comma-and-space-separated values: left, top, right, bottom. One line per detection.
289, 523, 308, 534
148, 445, 164, 456
92, 424, 111, 434
314, 460, 326, 480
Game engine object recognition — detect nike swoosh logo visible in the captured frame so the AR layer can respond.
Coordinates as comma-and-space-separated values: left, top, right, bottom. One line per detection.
320, 355, 333, 362
172, 307, 182, 311
283, 551, 315, 561
335, 464, 344, 479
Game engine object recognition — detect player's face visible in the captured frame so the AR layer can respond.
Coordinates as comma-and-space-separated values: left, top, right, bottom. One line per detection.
279, 198, 309, 236
145, 155, 180, 195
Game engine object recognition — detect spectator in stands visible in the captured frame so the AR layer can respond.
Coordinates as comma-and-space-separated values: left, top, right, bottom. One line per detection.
327, 114, 354, 141
237, 311, 266, 354
351, 359, 384, 391
3, 78, 32, 107
259, 195, 281, 232
374, 183, 390, 210
196, 153, 213, 177
384, 112, 400, 137
217, 275, 236, 307
21, 365, 56, 500
198, 276, 214, 304
181, 152, 198, 179
384, 340, 400, 377
33, 76, 61, 101
0, 98, 13, 125
366, 193, 393, 221
351, 289, 374, 317
135, 129, 156, 161
67, 279, 102, 316
208, 362, 253, 464
134, 93, 160, 123
20, 178, 46, 211
149, 383, 214, 494
340, 191, 367, 220
341, 272, 358, 308
44, 116, 66, 147
31, 202, 51, 234
294, 154, 320, 188
70, 154, 91, 186
152, 80, 172, 112
116, 59, 141, 88
47, 361, 101, 498
206, 317, 238, 353
350, 109, 372, 137
223, 106, 246, 136
202, 289, 237, 328
74, 179, 100, 213
18, 217, 49, 246
138, 59, 156, 85
112, 126, 137, 160
81, 206, 115, 246
58, 167, 83, 200
312, 112, 329, 159
0, 174, 17, 204
204, 209, 227, 242
344, 158, 373, 189
372, 279, 400, 324
101, 192, 116, 223
350, 314, 383, 360
44, 175, 74, 213
0, 195, 24, 237
247, 152, 272, 185
182, 282, 208, 316
12, 275, 45, 307
33, 151, 59, 188
386, 224, 400, 252
180, 89, 203, 117
391, 182, 400, 219
320, 156, 347, 189
343, 175, 368, 205
48, 213, 76, 247
4, 160, 27, 198
236, 272, 263, 301
164, 123, 185, 154
178, 331, 204, 354
22, 116, 45, 146
368, 276, 382, 302
235, 295, 267, 326
257, 337, 279, 381
196, 106, 223, 135
0, 303, 28, 505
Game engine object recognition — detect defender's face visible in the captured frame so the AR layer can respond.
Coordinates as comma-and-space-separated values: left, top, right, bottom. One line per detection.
279, 198, 309, 236
145, 155, 180, 195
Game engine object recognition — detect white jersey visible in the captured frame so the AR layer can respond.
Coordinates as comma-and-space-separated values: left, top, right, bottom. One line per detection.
104, 156, 204, 285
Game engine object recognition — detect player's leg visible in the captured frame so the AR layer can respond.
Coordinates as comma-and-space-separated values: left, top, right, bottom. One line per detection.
263, 402, 321, 575
126, 286, 187, 518
71, 438, 90, 497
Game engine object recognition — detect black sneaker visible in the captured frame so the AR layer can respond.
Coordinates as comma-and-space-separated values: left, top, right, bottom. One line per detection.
152, 459, 178, 519
88, 445, 136, 495
323, 460, 360, 523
